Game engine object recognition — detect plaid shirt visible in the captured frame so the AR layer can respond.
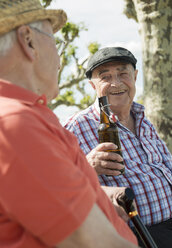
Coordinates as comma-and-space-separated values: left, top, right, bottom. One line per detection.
64, 99, 172, 226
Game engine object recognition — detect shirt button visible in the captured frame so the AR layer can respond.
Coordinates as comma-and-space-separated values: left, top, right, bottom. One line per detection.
37, 99, 44, 105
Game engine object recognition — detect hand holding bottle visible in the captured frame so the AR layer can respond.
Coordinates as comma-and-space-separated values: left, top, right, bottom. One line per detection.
86, 142, 125, 176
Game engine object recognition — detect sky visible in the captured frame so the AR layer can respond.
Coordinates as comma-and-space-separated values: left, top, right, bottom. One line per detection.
49, 0, 143, 123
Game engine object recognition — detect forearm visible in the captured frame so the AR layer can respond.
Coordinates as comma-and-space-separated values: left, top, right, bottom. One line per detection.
58, 203, 138, 248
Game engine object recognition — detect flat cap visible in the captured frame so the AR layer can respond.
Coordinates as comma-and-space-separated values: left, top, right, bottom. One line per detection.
86, 47, 137, 79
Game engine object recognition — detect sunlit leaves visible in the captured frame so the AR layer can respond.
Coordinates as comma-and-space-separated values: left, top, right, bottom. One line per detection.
88, 42, 100, 54
61, 22, 87, 41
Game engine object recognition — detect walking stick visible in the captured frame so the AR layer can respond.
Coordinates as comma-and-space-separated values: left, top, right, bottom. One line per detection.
117, 188, 158, 248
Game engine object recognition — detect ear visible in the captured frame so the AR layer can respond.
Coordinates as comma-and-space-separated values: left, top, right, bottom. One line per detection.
16, 25, 36, 61
134, 69, 138, 82
89, 80, 96, 90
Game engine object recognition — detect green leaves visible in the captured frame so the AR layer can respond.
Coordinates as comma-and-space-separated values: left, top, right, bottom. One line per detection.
61, 22, 87, 41
88, 42, 100, 54
57, 90, 75, 105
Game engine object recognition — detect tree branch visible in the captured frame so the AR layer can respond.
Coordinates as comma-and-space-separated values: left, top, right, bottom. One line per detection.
123, 0, 138, 22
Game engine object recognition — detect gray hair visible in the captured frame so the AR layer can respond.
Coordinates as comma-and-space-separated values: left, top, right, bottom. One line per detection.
0, 21, 43, 56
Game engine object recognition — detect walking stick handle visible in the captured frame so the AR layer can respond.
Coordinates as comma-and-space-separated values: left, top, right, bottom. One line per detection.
117, 188, 158, 248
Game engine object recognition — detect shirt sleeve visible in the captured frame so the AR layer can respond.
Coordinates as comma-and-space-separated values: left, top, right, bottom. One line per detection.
0, 111, 97, 246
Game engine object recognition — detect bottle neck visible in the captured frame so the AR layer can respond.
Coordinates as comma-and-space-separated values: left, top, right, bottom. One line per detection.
98, 96, 111, 124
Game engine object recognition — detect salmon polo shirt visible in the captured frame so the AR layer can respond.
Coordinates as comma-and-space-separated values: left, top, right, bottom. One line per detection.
0, 80, 137, 247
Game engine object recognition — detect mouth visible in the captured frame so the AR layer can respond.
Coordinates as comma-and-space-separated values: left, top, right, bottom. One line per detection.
109, 89, 127, 96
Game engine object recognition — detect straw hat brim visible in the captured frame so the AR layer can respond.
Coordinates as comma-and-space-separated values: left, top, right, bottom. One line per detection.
0, 9, 67, 36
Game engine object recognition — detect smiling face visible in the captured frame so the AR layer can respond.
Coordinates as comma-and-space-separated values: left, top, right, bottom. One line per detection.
90, 61, 138, 114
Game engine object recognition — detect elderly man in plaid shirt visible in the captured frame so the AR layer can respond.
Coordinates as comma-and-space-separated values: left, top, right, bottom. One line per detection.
64, 47, 172, 248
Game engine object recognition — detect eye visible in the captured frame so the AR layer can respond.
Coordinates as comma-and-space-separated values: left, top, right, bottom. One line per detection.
120, 72, 128, 77
101, 75, 111, 81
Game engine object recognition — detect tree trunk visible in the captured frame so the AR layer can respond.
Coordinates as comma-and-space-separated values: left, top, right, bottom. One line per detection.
124, 0, 172, 152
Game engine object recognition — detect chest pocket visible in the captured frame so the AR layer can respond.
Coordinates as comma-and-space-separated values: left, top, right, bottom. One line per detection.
141, 130, 162, 164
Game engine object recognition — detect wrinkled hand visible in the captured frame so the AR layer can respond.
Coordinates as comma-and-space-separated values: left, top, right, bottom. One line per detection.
86, 142, 125, 176
101, 186, 129, 222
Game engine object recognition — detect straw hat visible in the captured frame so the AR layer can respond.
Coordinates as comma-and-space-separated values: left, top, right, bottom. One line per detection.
0, 0, 67, 36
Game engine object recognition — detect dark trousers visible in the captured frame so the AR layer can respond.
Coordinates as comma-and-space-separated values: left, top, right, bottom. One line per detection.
131, 218, 172, 248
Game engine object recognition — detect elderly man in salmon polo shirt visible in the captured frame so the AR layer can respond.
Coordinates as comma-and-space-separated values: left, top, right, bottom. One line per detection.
0, 0, 138, 247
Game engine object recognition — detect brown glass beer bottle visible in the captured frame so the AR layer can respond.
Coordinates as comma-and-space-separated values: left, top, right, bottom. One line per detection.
98, 96, 125, 174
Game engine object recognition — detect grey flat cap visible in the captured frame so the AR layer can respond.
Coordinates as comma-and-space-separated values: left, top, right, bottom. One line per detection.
86, 47, 137, 79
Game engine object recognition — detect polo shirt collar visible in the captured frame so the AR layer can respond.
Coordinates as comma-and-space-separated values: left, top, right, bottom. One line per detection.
0, 80, 47, 106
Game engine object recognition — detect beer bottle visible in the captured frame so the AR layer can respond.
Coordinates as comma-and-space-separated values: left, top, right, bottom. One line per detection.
98, 96, 125, 174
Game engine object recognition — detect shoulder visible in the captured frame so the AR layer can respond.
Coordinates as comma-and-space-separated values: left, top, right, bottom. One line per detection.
0, 97, 28, 117
0, 96, 57, 136
132, 101, 155, 128
63, 104, 99, 132
0, 98, 35, 130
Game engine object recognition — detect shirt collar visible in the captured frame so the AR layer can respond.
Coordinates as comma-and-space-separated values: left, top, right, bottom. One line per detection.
0, 80, 47, 106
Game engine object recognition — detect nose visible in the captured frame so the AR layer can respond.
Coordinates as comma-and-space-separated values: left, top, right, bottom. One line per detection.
111, 74, 121, 85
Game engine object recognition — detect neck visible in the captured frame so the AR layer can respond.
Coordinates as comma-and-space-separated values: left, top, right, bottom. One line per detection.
110, 104, 130, 122
110, 105, 136, 135
0, 55, 41, 96
0, 41, 40, 95
1, 68, 36, 92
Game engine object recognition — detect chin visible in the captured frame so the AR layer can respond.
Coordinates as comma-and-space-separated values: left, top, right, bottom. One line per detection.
51, 83, 59, 98
46, 90, 58, 103
110, 101, 130, 111
49, 91, 58, 101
